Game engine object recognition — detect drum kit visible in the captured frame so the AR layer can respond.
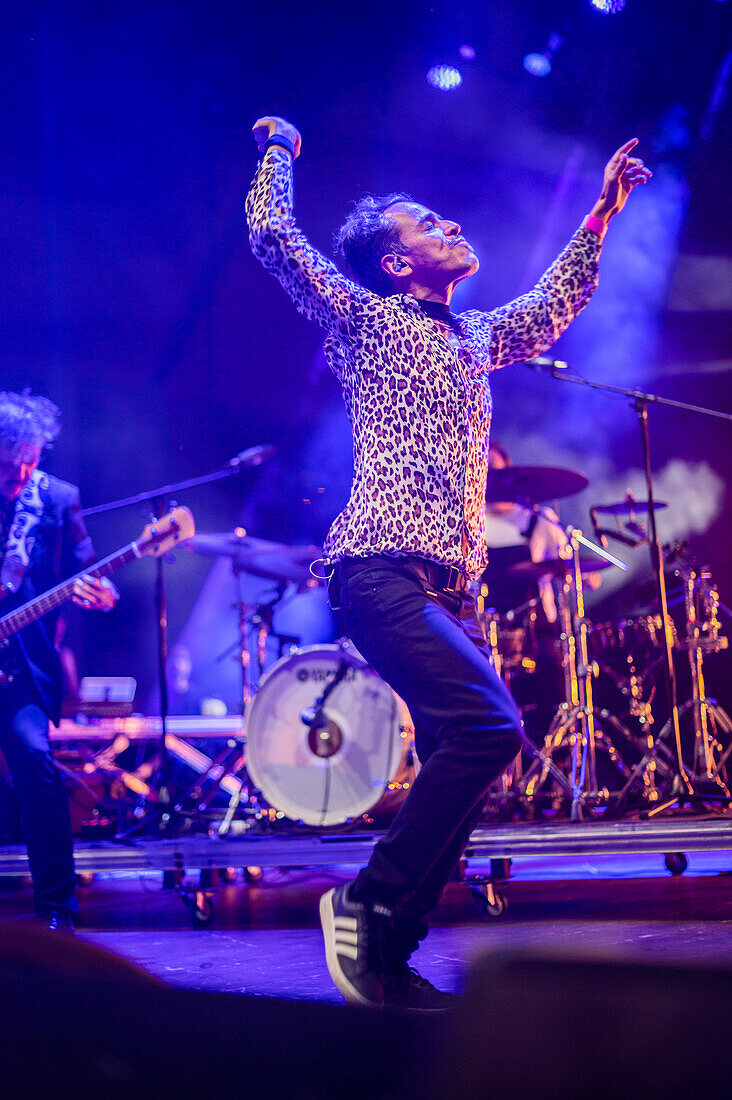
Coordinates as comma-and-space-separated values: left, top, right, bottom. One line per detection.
176, 462, 729, 832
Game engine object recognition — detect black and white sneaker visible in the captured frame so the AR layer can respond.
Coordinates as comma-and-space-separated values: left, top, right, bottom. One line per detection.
319, 883, 391, 1008
383, 964, 459, 1012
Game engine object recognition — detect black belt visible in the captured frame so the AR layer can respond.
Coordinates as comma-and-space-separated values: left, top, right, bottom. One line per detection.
405, 558, 470, 598
333, 555, 470, 599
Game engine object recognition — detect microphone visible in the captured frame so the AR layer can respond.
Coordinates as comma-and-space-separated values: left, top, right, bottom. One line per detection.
227, 444, 277, 470
525, 356, 570, 372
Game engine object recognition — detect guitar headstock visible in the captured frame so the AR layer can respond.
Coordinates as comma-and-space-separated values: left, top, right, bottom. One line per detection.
137, 507, 196, 558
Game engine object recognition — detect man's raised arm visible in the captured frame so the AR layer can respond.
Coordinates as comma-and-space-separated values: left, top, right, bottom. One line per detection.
487, 139, 652, 370
246, 115, 368, 338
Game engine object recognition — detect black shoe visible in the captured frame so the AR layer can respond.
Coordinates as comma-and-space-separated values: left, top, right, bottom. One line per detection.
383, 964, 459, 1012
45, 908, 75, 933
319, 884, 391, 1008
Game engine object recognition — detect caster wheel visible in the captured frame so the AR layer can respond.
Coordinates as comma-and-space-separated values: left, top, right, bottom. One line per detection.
244, 866, 263, 884
470, 882, 508, 920
664, 852, 688, 876
183, 891, 215, 927
219, 867, 238, 884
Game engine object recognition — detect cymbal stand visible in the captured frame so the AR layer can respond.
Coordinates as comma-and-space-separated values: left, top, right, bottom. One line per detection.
219, 577, 301, 716
518, 529, 635, 819
214, 581, 300, 835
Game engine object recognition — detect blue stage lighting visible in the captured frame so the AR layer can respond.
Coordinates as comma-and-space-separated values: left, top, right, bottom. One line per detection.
426, 65, 463, 91
523, 52, 552, 77
591, 0, 627, 12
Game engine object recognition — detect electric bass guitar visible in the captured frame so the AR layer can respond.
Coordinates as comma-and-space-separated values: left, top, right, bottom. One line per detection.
0, 507, 195, 685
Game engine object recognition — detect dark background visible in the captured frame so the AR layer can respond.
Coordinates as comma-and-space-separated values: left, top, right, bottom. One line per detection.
1, 0, 730, 711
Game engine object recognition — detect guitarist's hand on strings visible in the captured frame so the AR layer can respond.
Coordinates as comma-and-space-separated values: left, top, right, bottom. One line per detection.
72, 575, 119, 612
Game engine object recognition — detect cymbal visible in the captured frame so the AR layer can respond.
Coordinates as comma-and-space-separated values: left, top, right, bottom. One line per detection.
484, 465, 589, 504
508, 556, 614, 579
185, 532, 321, 588
592, 500, 668, 516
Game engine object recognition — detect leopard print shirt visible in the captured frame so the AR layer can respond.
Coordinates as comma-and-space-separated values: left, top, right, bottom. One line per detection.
246, 148, 601, 579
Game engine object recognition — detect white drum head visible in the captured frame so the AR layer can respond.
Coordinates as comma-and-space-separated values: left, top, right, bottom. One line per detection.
245, 644, 405, 826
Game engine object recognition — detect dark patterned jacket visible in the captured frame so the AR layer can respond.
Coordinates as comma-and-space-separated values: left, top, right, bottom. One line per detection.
1, 475, 94, 724
246, 147, 601, 578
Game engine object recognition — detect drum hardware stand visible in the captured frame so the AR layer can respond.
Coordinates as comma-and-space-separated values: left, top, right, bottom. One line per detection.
614, 554, 731, 817
173, 740, 247, 811
481, 601, 558, 807
83, 447, 275, 839
529, 360, 732, 815
213, 581, 297, 835
215, 579, 301, 714
517, 530, 634, 819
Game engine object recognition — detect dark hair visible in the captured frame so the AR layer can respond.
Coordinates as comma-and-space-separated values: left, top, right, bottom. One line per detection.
0, 390, 60, 455
334, 192, 413, 296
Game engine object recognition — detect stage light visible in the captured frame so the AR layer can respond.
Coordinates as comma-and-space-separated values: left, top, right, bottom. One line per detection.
591, 0, 627, 12
459, 45, 476, 61
523, 52, 552, 77
523, 32, 563, 78
426, 64, 463, 91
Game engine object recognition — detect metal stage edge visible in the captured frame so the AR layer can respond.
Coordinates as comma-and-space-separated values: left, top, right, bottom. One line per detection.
0, 816, 730, 877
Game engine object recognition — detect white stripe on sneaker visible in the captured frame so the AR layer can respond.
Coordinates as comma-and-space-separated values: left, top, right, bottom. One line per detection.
335, 930, 358, 946
334, 943, 359, 961
334, 916, 358, 931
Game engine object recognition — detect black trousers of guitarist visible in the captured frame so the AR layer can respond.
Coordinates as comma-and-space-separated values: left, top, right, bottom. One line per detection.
0, 677, 76, 915
0, 459, 116, 924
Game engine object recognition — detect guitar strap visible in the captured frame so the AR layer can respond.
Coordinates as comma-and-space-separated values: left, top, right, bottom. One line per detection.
0, 469, 48, 600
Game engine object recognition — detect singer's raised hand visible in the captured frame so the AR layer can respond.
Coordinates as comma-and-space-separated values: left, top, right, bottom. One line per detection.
252, 116, 302, 159
591, 139, 652, 225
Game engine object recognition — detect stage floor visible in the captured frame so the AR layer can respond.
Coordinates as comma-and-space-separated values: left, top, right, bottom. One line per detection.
1, 850, 731, 1003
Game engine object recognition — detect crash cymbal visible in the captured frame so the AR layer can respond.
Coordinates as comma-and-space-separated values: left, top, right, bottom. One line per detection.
484, 465, 589, 504
592, 500, 668, 516
185, 532, 321, 588
508, 556, 614, 579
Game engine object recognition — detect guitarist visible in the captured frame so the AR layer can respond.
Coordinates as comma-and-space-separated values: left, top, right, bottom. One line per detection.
0, 391, 118, 931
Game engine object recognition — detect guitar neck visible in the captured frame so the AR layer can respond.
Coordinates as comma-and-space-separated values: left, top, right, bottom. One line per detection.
0, 542, 139, 641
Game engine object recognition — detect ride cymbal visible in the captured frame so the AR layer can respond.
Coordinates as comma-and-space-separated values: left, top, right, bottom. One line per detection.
484, 465, 589, 504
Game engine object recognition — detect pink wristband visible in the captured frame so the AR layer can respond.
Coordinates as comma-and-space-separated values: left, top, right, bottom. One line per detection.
582, 214, 608, 239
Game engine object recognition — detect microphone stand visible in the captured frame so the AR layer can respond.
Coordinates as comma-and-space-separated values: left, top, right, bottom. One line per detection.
82, 447, 275, 518
527, 361, 731, 813
84, 449, 275, 838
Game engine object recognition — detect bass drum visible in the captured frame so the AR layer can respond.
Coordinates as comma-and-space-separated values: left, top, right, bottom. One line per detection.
245, 644, 414, 827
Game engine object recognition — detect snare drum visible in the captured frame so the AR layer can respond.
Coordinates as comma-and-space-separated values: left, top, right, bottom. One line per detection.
245, 644, 414, 826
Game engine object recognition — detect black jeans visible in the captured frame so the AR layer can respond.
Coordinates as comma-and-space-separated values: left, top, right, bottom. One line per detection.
335, 556, 522, 917
0, 678, 77, 915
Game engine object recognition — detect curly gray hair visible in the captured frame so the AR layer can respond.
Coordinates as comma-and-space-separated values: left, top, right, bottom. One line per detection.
0, 391, 60, 456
